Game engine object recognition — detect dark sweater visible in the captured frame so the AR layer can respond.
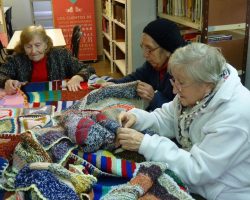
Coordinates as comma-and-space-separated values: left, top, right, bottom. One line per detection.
109, 61, 175, 110
0, 47, 94, 88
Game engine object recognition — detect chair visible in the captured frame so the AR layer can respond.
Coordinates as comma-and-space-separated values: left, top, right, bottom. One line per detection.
70, 25, 83, 58
5, 7, 13, 41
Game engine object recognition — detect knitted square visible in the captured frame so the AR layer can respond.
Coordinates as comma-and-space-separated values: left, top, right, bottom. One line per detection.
12, 132, 52, 171
18, 115, 53, 132
0, 134, 21, 160
0, 108, 21, 119
15, 166, 80, 200
31, 126, 67, 150
0, 118, 19, 134
22, 105, 55, 116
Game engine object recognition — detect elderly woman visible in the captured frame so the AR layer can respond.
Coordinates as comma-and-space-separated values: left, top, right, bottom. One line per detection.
0, 25, 94, 95
103, 19, 186, 111
116, 43, 250, 200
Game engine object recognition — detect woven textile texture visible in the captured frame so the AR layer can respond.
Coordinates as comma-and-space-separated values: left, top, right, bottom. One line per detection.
15, 165, 81, 200
101, 162, 194, 200
21, 80, 91, 112
69, 81, 148, 120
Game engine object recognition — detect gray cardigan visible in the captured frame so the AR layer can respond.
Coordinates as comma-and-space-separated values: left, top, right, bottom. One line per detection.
0, 47, 95, 88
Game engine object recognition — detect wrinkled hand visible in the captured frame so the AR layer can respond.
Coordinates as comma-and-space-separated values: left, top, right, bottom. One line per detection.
5, 79, 26, 95
117, 111, 137, 128
116, 127, 144, 151
137, 81, 155, 102
66, 75, 84, 92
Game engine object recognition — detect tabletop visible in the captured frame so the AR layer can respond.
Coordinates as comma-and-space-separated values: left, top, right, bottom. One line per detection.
6, 28, 66, 51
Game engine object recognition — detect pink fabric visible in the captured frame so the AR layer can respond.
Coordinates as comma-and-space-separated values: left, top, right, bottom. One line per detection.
0, 89, 26, 108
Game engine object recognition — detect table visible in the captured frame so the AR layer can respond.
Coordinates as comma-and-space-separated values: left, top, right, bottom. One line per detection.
6, 28, 66, 51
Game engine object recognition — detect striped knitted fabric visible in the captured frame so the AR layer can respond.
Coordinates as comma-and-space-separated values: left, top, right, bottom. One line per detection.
71, 149, 137, 179
28, 100, 76, 112
21, 80, 91, 112
87, 74, 113, 89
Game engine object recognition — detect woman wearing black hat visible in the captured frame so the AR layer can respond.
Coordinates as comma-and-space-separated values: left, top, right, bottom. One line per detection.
103, 18, 186, 111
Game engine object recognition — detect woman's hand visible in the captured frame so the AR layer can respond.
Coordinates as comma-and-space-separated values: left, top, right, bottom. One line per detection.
137, 81, 155, 102
5, 79, 26, 95
117, 111, 137, 128
116, 128, 144, 151
67, 75, 84, 92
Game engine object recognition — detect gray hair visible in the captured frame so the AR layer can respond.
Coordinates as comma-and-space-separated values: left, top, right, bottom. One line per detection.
168, 43, 226, 84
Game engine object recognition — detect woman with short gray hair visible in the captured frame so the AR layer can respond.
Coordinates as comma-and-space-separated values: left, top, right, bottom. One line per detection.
116, 43, 250, 200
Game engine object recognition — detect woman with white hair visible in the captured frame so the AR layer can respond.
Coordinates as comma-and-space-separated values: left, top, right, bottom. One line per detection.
116, 43, 250, 200
0, 25, 94, 95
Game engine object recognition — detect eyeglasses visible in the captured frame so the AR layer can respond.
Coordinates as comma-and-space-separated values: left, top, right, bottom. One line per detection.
169, 78, 194, 92
140, 44, 160, 55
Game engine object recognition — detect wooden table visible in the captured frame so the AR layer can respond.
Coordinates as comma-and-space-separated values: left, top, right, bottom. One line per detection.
6, 28, 66, 51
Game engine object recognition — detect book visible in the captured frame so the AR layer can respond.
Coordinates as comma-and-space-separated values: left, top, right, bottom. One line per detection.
208, 34, 233, 43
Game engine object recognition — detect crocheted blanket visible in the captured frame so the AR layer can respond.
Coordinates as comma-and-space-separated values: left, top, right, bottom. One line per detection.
68, 151, 195, 200
0, 81, 194, 200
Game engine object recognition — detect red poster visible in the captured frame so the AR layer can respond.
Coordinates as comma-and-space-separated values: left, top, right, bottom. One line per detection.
52, 0, 97, 61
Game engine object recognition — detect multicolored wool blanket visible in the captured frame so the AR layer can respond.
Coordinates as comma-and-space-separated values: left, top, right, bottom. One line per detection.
0, 81, 194, 200
0, 80, 92, 112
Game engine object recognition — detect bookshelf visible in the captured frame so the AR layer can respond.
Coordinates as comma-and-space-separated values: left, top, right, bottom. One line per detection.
157, 0, 250, 77
0, 0, 8, 47
101, 0, 156, 75
0, 0, 6, 34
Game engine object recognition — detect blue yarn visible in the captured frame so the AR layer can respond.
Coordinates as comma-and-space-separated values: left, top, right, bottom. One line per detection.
15, 166, 80, 200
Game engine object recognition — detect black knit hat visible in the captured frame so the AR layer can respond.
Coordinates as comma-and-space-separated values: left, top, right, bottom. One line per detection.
143, 18, 185, 53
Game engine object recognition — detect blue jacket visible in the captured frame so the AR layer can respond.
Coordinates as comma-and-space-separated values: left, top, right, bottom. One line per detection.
109, 61, 174, 111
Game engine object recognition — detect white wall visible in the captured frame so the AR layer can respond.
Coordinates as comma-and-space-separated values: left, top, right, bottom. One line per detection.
3, 0, 33, 30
